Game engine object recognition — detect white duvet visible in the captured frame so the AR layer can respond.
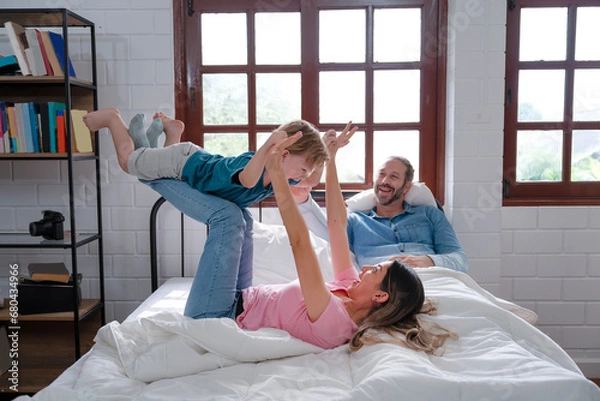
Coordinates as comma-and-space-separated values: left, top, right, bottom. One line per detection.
17, 268, 600, 401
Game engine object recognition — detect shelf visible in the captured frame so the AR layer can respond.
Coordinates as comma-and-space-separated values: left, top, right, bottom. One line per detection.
0, 152, 97, 160
0, 75, 95, 88
0, 305, 102, 394
0, 8, 94, 27
0, 299, 101, 322
0, 233, 100, 249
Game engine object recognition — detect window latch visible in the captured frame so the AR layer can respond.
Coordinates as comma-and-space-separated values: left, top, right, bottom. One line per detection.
187, 0, 195, 17
503, 178, 511, 198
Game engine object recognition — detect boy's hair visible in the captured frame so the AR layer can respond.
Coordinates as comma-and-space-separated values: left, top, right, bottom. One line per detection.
277, 120, 329, 168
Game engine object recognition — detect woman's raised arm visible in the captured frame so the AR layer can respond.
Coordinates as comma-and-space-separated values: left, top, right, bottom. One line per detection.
325, 123, 357, 277
265, 135, 331, 323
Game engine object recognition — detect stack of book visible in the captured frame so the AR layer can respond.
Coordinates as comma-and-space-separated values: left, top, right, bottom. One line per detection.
0, 102, 92, 154
3, 21, 76, 77
18, 262, 83, 314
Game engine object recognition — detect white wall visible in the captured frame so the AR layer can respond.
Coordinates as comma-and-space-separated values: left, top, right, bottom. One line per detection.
0, 0, 598, 376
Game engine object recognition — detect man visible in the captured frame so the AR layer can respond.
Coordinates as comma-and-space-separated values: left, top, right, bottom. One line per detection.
293, 156, 468, 273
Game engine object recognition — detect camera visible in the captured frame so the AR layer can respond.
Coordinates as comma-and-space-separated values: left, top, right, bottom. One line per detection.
29, 210, 65, 240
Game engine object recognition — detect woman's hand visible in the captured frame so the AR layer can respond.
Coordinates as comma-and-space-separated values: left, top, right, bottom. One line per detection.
326, 121, 358, 159
265, 131, 303, 173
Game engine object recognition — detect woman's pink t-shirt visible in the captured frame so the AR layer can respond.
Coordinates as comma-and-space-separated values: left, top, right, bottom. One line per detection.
236, 267, 359, 349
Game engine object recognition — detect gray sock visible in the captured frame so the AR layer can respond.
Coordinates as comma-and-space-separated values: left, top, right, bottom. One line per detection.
146, 118, 164, 148
129, 113, 150, 149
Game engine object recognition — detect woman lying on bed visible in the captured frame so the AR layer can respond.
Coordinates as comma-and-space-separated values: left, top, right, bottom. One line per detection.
146, 124, 454, 352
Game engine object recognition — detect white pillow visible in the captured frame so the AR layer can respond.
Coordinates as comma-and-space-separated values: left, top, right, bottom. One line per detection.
252, 222, 334, 285
345, 182, 437, 212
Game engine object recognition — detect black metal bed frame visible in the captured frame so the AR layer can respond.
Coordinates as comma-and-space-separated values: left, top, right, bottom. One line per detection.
148, 191, 443, 292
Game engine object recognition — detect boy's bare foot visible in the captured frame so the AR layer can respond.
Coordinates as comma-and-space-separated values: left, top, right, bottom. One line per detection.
153, 112, 185, 146
84, 107, 133, 173
83, 107, 120, 132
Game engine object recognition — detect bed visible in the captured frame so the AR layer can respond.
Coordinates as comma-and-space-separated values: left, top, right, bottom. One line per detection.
15, 189, 600, 401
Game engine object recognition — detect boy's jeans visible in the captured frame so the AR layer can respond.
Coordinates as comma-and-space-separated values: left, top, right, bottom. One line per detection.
142, 178, 253, 320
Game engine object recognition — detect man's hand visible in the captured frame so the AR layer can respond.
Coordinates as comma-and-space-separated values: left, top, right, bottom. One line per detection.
387, 254, 435, 268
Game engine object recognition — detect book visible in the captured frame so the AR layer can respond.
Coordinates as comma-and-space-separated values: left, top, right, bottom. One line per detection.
56, 109, 67, 152
20, 102, 34, 152
28, 102, 41, 153
48, 102, 66, 152
38, 103, 52, 153
40, 30, 62, 76
71, 109, 93, 152
24, 28, 47, 76
0, 102, 5, 153
35, 29, 54, 75
14, 103, 29, 153
48, 31, 76, 78
4, 21, 32, 76
28, 262, 71, 283
5, 104, 18, 153
0, 54, 20, 75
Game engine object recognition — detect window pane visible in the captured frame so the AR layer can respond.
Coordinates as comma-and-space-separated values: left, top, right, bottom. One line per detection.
319, 10, 365, 63
516, 130, 563, 182
374, 70, 420, 123
519, 8, 567, 62
255, 12, 301, 65
573, 69, 600, 121
201, 14, 247, 65
256, 73, 301, 124
204, 133, 248, 156
374, 131, 420, 181
319, 71, 365, 124
336, 131, 365, 183
575, 7, 600, 61
518, 70, 565, 122
572, 130, 600, 182
374, 8, 421, 63
203, 74, 248, 125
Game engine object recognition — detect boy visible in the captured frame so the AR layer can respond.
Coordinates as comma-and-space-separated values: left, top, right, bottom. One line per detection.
83, 108, 329, 208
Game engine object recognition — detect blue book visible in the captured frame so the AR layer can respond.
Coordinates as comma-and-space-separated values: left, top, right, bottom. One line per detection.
28, 102, 41, 152
20, 103, 34, 153
48, 102, 66, 152
0, 54, 19, 74
48, 31, 76, 78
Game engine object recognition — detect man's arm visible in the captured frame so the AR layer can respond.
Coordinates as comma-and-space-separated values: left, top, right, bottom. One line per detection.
295, 192, 330, 241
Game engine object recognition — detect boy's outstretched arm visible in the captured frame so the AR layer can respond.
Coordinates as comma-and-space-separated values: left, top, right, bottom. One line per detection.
238, 130, 293, 188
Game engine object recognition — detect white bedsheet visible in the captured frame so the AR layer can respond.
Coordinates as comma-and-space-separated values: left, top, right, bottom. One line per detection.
16, 268, 600, 401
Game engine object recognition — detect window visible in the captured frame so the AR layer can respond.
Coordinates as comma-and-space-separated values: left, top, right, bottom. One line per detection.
503, 1, 600, 205
175, 0, 446, 198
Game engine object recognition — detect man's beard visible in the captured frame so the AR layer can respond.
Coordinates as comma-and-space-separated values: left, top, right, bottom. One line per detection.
374, 183, 406, 206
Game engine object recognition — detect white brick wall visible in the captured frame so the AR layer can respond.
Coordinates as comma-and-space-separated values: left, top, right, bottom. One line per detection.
0, 0, 598, 376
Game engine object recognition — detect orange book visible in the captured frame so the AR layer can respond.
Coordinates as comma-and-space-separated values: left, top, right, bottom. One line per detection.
56, 109, 66, 153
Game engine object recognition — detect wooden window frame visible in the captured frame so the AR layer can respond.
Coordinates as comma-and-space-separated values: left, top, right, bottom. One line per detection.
173, 0, 447, 202
503, 0, 600, 206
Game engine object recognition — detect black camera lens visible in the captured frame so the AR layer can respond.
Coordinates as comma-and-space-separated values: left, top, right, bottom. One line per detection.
29, 220, 47, 237
29, 210, 65, 240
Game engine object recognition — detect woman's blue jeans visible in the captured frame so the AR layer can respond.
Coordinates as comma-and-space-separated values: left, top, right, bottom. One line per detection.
142, 179, 254, 319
